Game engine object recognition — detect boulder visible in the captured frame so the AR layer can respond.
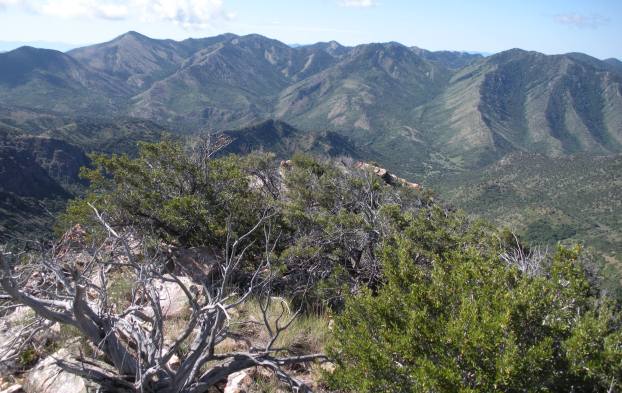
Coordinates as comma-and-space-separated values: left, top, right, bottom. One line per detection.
23, 348, 98, 393
320, 361, 336, 373
169, 247, 220, 282
355, 161, 420, 189
167, 354, 180, 370
152, 275, 196, 319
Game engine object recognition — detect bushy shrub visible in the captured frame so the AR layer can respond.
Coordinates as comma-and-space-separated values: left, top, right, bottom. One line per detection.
328, 209, 622, 392
58, 143, 433, 308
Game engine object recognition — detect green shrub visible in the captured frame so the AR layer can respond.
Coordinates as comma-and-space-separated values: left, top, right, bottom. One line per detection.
328, 210, 622, 392
18, 347, 38, 368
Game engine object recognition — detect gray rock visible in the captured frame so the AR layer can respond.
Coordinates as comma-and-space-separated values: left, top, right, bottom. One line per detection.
224, 370, 252, 393
150, 275, 196, 319
23, 348, 98, 393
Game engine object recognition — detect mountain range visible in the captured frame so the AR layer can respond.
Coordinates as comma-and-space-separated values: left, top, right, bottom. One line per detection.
2, 31, 621, 173
1, 31, 621, 272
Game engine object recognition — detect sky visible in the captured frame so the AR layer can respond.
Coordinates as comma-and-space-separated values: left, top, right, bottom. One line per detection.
0, 0, 620, 59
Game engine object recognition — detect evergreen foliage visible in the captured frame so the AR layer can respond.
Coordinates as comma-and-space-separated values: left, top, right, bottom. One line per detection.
328, 208, 622, 392
59, 141, 433, 307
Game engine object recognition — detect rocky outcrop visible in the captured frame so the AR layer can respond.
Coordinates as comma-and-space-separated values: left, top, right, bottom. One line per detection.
355, 161, 420, 189
279, 159, 420, 190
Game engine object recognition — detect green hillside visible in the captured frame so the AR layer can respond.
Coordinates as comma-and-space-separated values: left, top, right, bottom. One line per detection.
219, 119, 362, 159
0, 46, 131, 114
428, 152, 622, 290
0, 119, 170, 241
0, 126, 88, 241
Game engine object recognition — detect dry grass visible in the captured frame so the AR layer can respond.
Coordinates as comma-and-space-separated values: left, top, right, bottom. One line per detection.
106, 268, 135, 309
226, 298, 330, 355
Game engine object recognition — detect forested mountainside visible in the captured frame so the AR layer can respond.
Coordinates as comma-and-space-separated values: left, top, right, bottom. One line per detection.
0, 126, 86, 240
429, 152, 622, 291
0, 120, 165, 241
1, 31, 620, 170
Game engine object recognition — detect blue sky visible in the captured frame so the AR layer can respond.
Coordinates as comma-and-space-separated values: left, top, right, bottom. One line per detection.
0, 0, 620, 59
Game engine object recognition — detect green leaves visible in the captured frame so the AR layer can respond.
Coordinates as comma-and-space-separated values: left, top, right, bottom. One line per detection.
329, 211, 622, 392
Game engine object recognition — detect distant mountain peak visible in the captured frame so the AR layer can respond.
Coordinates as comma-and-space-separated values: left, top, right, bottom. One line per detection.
0, 45, 80, 80
486, 48, 546, 64
603, 58, 622, 74
116, 30, 150, 41
327, 40, 342, 48
408, 45, 484, 69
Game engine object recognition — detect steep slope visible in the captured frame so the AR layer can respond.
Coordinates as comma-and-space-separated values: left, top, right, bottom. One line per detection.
0, 116, 169, 240
68, 31, 188, 90
0, 128, 89, 241
68, 31, 237, 90
604, 58, 622, 75
417, 49, 622, 168
0, 127, 88, 198
0, 46, 130, 114
277, 42, 450, 141
0, 131, 67, 199
129, 34, 340, 130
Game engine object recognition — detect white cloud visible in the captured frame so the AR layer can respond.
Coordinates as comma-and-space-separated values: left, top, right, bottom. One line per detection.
0, 0, 25, 10
35, 0, 128, 20
0, 0, 230, 27
339, 0, 376, 8
134, 0, 229, 28
553, 13, 610, 29
0, 0, 21, 6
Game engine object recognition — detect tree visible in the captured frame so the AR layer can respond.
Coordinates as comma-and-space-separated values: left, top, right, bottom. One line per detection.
328, 208, 622, 392
59, 141, 278, 249
1, 204, 325, 392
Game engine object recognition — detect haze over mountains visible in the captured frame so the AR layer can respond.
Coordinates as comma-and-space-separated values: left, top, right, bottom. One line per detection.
1, 31, 622, 270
